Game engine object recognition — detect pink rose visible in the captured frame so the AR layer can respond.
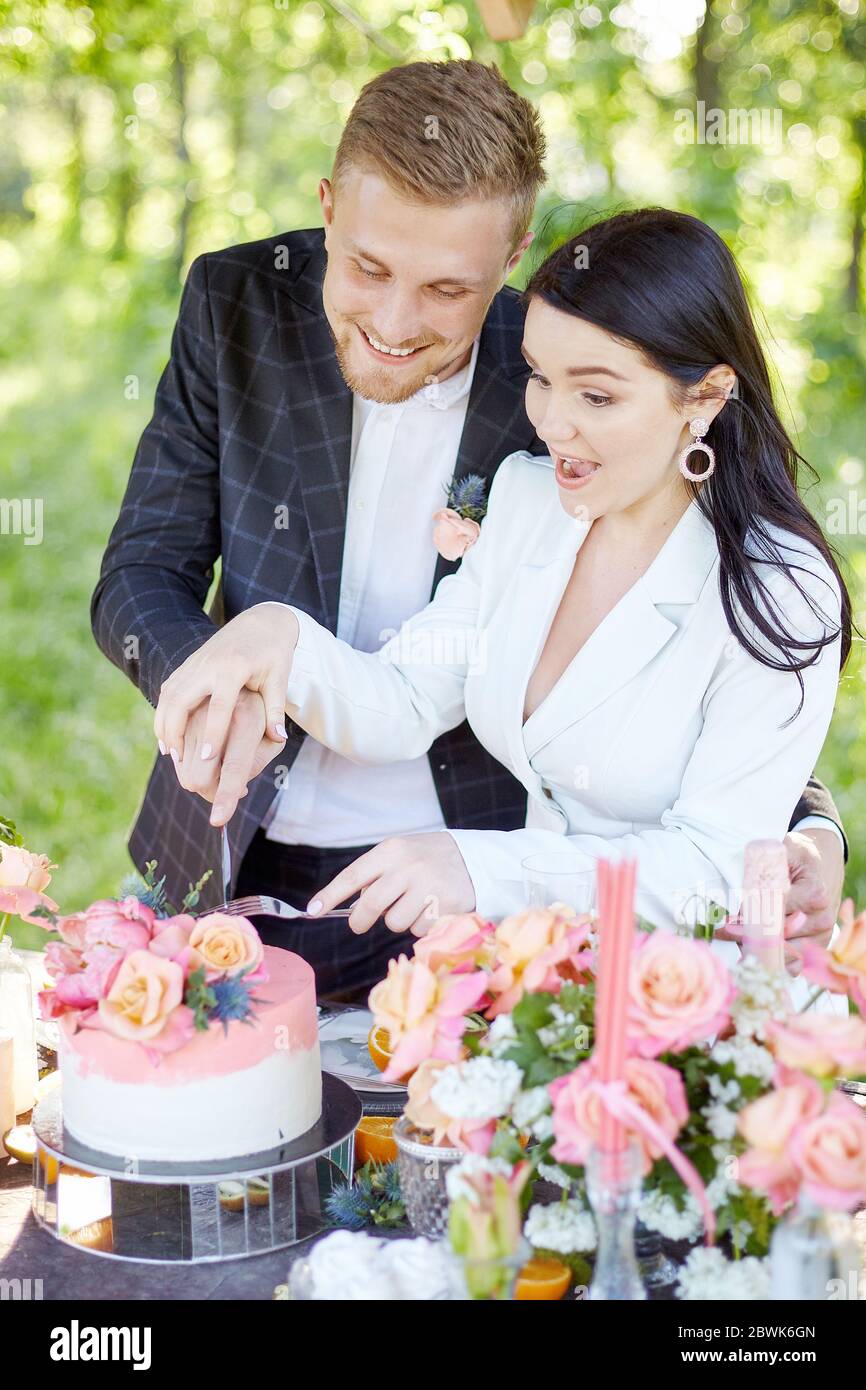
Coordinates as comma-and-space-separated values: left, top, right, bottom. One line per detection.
368, 954, 488, 1083
187, 913, 266, 983
487, 907, 592, 1018
0, 844, 55, 892
0, 884, 59, 926
148, 914, 203, 977
628, 934, 735, 1058
56, 897, 155, 953
403, 1058, 495, 1153
801, 898, 866, 1013
549, 1056, 688, 1177
431, 508, 481, 561
97, 950, 186, 1043
736, 1077, 825, 1214
411, 913, 494, 974
789, 1092, 866, 1212
765, 1013, 866, 1080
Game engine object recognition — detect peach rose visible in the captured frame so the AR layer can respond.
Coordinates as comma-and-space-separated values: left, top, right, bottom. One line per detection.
404, 1059, 495, 1153
736, 1077, 824, 1214
0, 844, 54, 892
187, 913, 266, 982
765, 1013, 866, 1080
487, 907, 592, 1018
431, 508, 481, 561
789, 1093, 866, 1211
98, 950, 185, 1042
368, 954, 488, 1082
411, 913, 494, 974
801, 898, 866, 1013
628, 934, 735, 1058
549, 1056, 688, 1177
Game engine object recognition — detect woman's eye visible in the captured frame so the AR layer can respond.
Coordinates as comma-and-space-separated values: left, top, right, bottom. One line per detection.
583, 392, 613, 407
528, 371, 550, 387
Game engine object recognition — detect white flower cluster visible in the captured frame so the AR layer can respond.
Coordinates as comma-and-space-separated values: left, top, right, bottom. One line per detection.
729, 956, 790, 1039
675, 1246, 770, 1301
702, 1072, 742, 1141
511, 1084, 551, 1133
445, 1152, 514, 1204
486, 1013, 517, 1057
524, 1198, 597, 1255
536, 1160, 573, 1189
637, 1187, 704, 1243
537, 1004, 582, 1049
299, 1230, 459, 1300
431, 1056, 523, 1120
710, 1035, 775, 1083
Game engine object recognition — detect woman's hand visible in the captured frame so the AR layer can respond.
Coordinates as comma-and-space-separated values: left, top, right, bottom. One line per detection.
306, 832, 477, 936
154, 603, 300, 774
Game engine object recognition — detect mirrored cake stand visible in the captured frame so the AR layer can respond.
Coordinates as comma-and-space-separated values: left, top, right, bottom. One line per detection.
30, 1072, 362, 1264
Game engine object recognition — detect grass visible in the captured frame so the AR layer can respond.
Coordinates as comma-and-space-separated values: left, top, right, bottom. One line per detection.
1, 255, 864, 951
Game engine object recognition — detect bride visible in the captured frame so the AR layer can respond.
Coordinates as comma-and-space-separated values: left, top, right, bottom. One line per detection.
154, 208, 850, 963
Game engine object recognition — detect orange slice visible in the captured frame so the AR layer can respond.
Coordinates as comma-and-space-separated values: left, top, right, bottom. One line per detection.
354, 1115, 397, 1166
36, 1145, 58, 1184
515, 1257, 572, 1301
367, 1024, 393, 1073
2, 1124, 36, 1164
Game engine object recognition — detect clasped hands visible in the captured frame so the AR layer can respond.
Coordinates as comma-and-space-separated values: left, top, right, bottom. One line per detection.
153, 603, 476, 934
154, 605, 843, 951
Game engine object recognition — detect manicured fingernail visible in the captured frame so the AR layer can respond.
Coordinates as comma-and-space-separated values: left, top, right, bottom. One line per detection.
158, 740, 166, 755
200, 742, 213, 760
274, 724, 287, 740
307, 899, 323, 916
211, 804, 225, 824
170, 748, 179, 765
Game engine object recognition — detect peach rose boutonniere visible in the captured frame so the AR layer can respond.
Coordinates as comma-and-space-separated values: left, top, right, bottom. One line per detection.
432, 474, 488, 561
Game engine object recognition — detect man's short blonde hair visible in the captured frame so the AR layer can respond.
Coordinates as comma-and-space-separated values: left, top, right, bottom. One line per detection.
332, 60, 546, 247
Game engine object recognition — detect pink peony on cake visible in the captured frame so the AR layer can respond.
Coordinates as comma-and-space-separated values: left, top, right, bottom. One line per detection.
39, 896, 322, 1163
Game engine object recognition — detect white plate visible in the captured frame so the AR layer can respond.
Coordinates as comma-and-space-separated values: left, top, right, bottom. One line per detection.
317, 1006, 407, 1094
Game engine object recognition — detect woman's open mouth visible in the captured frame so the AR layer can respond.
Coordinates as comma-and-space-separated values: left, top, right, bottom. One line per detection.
357, 324, 429, 364
553, 453, 601, 490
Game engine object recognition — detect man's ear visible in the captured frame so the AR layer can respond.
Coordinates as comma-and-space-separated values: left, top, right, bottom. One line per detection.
504, 230, 534, 283
319, 178, 334, 233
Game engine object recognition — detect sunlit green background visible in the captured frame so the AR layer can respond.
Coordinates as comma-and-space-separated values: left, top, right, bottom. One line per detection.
1, 0, 864, 946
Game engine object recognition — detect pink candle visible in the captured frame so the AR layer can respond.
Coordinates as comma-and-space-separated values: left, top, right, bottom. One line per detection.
741, 840, 788, 975
595, 858, 637, 1153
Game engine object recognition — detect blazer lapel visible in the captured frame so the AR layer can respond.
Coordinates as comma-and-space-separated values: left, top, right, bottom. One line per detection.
273, 237, 352, 633
522, 501, 719, 760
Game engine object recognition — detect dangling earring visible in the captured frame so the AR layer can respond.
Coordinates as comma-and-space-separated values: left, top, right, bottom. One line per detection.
679, 416, 715, 482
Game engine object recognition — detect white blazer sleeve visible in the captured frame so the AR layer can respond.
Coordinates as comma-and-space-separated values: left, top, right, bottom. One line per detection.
280, 466, 507, 765
450, 555, 843, 928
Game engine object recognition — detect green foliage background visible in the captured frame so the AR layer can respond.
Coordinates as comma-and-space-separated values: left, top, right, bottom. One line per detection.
0, 0, 864, 944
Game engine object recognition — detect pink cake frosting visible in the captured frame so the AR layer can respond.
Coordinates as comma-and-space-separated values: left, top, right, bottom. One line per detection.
59, 945, 318, 1084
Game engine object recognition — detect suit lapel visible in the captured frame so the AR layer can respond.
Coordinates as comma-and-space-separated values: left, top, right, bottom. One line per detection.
273, 236, 352, 633
431, 289, 534, 594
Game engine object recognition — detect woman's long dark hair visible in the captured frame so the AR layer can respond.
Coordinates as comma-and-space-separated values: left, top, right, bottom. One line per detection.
524, 208, 852, 710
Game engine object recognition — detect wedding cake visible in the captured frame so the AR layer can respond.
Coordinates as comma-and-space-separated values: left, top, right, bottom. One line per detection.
40, 898, 322, 1162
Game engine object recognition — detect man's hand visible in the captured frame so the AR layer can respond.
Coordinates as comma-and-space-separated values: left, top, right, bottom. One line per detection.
784, 828, 845, 953
155, 603, 300, 775
305, 832, 477, 936
170, 689, 286, 827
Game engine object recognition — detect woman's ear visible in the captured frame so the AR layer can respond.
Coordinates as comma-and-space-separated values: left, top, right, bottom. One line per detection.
690, 364, 738, 424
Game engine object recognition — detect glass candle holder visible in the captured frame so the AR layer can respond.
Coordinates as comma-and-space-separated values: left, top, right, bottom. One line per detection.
770, 1195, 861, 1301
393, 1116, 464, 1238
586, 1141, 647, 1301
521, 853, 595, 914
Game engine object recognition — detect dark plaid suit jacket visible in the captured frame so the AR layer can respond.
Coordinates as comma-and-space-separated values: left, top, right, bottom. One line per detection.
92, 228, 843, 912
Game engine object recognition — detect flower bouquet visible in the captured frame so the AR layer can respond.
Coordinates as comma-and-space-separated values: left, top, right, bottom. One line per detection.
368, 876, 866, 1296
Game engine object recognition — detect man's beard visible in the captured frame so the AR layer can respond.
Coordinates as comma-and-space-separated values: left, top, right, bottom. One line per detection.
332, 323, 440, 405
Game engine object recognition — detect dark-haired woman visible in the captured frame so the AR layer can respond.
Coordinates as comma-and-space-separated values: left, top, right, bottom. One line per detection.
155, 209, 850, 998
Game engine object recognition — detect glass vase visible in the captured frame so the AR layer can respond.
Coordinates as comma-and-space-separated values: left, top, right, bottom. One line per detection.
0, 936, 37, 1115
586, 1142, 646, 1301
635, 1219, 679, 1291
770, 1195, 861, 1301
457, 1237, 530, 1301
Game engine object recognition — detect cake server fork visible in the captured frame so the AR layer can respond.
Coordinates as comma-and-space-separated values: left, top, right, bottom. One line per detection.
205, 893, 355, 920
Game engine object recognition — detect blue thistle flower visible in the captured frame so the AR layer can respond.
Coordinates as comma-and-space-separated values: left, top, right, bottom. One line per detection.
446, 473, 488, 522
324, 1180, 378, 1231
119, 860, 170, 917
381, 1161, 403, 1204
208, 972, 265, 1031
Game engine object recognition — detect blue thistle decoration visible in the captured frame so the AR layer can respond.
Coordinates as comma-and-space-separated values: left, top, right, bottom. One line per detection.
324, 1160, 406, 1231
119, 860, 170, 917
445, 473, 488, 523
208, 971, 266, 1032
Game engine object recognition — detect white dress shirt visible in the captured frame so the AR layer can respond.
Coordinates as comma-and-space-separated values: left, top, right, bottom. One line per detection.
264, 337, 480, 847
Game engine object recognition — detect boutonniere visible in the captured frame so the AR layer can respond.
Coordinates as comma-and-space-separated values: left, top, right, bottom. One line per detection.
432, 473, 488, 561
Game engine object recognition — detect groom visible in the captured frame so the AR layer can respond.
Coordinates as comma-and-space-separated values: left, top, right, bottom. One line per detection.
92, 59, 845, 998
